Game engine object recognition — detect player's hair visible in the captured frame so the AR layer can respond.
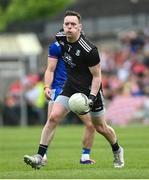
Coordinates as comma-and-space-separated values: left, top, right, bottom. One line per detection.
64, 10, 81, 23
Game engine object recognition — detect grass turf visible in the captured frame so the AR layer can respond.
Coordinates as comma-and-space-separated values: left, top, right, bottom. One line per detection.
0, 124, 149, 179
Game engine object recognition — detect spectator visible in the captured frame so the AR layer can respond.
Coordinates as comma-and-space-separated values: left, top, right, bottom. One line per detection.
2, 93, 20, 125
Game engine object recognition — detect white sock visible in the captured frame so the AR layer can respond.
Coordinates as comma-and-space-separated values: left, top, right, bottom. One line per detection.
81, 154, 90, 161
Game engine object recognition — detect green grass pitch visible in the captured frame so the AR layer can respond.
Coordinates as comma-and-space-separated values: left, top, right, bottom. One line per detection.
0, 124, 149, 179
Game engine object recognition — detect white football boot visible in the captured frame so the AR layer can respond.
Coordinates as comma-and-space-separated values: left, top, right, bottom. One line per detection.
113, 147, 124, 168
24, 154, 42, 169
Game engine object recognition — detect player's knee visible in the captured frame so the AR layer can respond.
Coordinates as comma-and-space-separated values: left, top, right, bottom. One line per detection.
85, 123, 95, 132
48, 113, 61, 125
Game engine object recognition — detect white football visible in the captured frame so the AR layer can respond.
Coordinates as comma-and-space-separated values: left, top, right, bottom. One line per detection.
68, 93, 90, 115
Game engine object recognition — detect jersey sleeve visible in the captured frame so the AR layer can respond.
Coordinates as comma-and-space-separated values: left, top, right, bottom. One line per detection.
86, 47, 100, 67
48, 42, 60, 59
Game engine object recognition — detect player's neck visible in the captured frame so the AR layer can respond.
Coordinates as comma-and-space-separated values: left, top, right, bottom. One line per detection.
67, 33, 81, 43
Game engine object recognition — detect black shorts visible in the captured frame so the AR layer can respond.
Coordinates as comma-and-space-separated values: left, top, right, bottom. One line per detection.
60, 81, 105, 113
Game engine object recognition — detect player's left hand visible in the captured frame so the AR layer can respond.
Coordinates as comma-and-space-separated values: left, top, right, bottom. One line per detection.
88, 94, 96, 110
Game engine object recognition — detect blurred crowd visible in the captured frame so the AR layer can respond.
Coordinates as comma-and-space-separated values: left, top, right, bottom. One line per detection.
101, 28, 149, 125
1, 28, 149, 126
1, 72, 47, 125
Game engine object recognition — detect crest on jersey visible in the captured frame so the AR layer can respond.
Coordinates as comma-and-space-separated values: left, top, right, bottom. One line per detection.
75, 49, 81, 56
63, 52, 76, 68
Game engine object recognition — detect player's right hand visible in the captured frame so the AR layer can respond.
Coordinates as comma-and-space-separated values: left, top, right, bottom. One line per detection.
44, 87, 52, 100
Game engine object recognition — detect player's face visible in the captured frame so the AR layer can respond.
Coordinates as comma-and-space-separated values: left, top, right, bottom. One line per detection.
63, 15, 81, 42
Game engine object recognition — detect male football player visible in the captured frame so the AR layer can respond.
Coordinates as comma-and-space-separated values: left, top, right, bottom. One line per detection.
24, 10, 124, 169
42, 40, 95, 165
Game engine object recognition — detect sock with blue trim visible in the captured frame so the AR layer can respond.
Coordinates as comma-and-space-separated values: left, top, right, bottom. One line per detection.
81, 148, 90, 161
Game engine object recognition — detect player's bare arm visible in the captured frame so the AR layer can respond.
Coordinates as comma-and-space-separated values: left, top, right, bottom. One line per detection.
89, 63, 101, 96
44, 57, 58, 100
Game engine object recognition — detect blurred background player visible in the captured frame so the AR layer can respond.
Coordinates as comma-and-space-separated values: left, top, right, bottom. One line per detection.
42, 40, 96, 165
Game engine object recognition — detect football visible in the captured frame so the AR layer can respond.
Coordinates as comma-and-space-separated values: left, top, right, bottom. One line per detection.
68, 93, 90, 115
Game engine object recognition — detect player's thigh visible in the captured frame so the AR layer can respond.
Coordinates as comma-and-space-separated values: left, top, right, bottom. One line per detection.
48, 87, 63, 117
50, 98, 69, 123
91, 115, 107, 127
47, 101, 54, 117
78, 113, 93, 126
